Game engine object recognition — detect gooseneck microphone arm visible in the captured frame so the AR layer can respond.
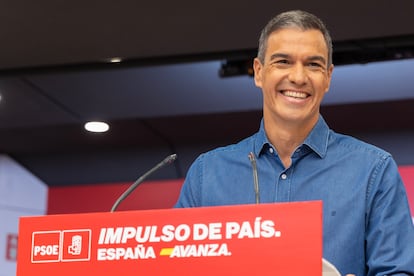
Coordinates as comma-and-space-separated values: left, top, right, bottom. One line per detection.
110, 154, 178, 212
248, 152, 260, 204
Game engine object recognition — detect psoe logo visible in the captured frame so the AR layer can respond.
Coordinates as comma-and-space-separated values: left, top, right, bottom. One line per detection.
31, 229, 91, 263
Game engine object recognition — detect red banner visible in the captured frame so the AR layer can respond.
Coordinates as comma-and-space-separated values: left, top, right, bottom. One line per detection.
18, 201, 322, 275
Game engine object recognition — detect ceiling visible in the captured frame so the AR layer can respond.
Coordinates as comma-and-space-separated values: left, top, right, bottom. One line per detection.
0, 0, 414, 185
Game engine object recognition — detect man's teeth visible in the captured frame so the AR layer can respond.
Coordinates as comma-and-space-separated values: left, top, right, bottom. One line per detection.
282, 91, 308, 99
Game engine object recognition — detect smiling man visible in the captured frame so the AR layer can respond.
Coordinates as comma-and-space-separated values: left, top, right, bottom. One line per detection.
175, 10, 414, 275
253, 26, 333, 168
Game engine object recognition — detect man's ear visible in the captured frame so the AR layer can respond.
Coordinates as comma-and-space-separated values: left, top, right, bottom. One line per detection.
253, 58, 263, 88
324, 64, 334, 93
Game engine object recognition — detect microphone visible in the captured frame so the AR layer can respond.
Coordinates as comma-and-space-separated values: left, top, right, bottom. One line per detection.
110, 153, 178, 212
248, 152, 260, 204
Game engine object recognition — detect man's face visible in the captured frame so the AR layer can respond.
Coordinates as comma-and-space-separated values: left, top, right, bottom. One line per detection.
254, 28, 333, 126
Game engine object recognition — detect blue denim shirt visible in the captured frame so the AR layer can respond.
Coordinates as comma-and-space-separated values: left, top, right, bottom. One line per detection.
175, 116, 414, 276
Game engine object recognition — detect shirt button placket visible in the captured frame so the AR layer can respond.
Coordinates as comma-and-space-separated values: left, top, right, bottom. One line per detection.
277, 172, 290, 202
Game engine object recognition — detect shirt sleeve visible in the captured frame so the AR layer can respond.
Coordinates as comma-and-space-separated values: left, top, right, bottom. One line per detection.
365, 155, 414, 275
174, 155, 203, 208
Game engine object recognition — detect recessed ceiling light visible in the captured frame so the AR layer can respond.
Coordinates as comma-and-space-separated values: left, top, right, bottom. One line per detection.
84, 121, 110, 133
109, 57, 122, 63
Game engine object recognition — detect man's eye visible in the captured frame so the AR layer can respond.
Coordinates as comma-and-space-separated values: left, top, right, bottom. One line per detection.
273, 59, 290, 65
277, 59, 289, 64
308, 62, 322, 67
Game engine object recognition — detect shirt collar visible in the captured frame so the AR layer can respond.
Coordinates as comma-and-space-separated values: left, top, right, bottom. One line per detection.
252, 119, 269, 157
303, 116, 329, 158
253, 116, 330, 159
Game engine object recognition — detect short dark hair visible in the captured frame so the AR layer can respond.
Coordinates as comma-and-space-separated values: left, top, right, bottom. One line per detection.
257, 10, 333, 67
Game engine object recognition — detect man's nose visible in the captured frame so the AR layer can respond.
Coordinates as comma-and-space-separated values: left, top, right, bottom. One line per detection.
288, 64, 307, 85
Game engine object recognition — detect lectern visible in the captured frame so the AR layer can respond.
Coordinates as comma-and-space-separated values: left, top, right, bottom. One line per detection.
17, 201, 323, 275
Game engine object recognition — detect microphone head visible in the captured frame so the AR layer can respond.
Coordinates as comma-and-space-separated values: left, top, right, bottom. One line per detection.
164, 153, 177, 164
248, 152, 256, 162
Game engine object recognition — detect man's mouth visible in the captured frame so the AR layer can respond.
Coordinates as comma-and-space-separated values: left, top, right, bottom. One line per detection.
281, 90, 309, 99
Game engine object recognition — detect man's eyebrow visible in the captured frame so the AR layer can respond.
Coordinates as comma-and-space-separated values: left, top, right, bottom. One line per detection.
269, 53, 327, 65
269, 53, 290, 61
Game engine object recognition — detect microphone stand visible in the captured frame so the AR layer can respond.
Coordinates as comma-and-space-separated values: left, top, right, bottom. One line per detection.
110, 154, 177, 212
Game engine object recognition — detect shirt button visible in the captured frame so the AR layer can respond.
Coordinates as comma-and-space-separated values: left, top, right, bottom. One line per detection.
269, 148, 274, 154
281, 173, 287, 180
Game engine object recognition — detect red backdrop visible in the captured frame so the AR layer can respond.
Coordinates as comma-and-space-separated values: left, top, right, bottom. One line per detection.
399, 166, 414, 216
48, 166, 414, 216
47, 179, 184, 214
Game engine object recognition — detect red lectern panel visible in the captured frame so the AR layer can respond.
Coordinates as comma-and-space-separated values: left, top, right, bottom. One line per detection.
17, 201, 322, 275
